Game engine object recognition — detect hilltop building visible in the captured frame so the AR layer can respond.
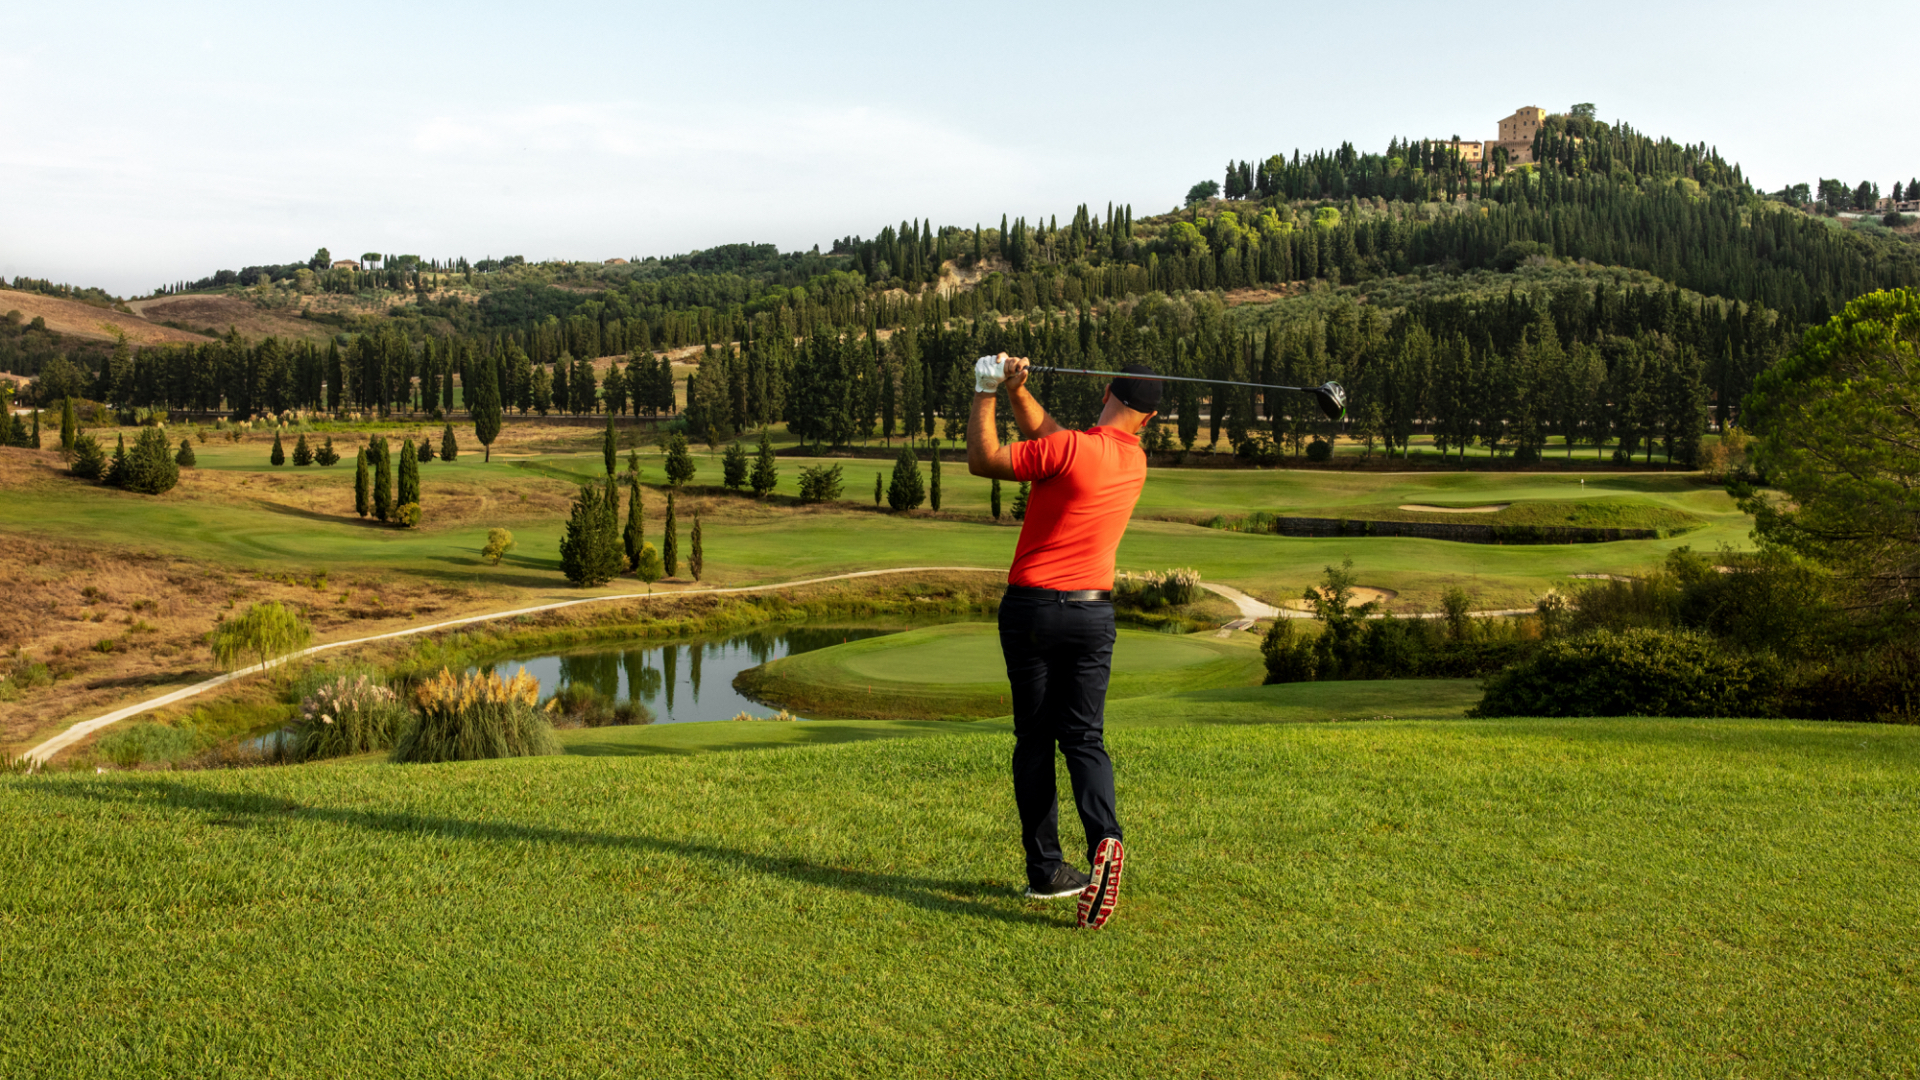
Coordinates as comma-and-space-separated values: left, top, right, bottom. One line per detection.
1432, 106, 1546, 170
330, 259, 361, 270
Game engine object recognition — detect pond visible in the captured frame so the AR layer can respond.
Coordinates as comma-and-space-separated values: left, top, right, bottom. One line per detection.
475, 625, 902, 724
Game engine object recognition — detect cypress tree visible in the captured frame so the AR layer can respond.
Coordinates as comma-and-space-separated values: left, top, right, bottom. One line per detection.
176, 438, 196, 467
472, 357, 502, 461
398, 439, 420, 509
106, 434, 129, 487
30, 409, 39, 449
886, 447, 925, 510
1012, 481, 1029, 521
270, 431, 286, 465
722, 441, 748, 490
292, 433, 312, 466
623, 475, 643, 570
991, 477, 1002, 520
874, 471, 882, 505
750, 430, 778, 497
372, 437, 393, 521
59, 398, 76, 457
558, 483, 622, 587
663, 488, 679, 577
689, 514, 703, 581
602, 411, 616, 475
354, 448, 370, 517
929, 439, 942, 511
441, 424, 458, 462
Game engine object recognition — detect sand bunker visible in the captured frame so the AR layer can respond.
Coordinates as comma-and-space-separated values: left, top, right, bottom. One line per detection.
1284, 586, 1399, 611
1398, 503, 1510, 513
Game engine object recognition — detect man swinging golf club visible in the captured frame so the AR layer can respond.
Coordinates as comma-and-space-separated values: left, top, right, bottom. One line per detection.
967, 353, 1161, 930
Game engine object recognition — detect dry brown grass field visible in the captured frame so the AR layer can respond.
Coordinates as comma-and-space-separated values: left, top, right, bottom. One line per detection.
0, 291, 211, 346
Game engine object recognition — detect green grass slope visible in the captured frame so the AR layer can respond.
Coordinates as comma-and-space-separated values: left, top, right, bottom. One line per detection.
3, 707, 1916, 1077
735, 623, 1266, 719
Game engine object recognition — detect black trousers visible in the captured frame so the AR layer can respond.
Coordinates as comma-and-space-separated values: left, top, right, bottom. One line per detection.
998, 592, 1123, 888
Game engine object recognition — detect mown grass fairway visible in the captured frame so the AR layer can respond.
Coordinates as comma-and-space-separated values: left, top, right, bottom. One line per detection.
736, 623, 1265, 719
4, 695, 1915, 1077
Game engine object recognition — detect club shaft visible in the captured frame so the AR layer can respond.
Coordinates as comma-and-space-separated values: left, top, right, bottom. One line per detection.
1031, 365, 1316, 394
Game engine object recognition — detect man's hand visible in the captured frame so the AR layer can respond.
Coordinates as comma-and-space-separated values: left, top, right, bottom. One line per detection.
1000, 355, 1030, 395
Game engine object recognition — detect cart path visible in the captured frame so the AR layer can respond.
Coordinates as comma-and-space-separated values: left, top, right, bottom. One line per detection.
23, 566, 1006, 765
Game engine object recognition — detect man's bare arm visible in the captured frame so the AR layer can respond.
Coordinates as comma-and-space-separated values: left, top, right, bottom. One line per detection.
1007, 377, 1061, 441
967, 391, 1017, 480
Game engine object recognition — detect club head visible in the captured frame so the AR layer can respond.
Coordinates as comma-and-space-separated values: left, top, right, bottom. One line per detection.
1313, 382, 1347, 421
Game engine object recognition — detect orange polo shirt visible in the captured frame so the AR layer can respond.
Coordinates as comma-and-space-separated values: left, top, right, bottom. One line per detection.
1007, 426, 1147, 591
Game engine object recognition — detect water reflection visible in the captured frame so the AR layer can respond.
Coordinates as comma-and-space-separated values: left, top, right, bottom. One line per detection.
476, 626, 898, 724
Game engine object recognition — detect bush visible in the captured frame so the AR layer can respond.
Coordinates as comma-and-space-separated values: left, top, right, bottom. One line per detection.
1473, 628, 1780, 718
1260, 619, 1319, 683
96, 721, 203, 767
1305, 439, 1332, 462
798, 463, 843, 504
295, 673, 409, 759
547, 683, 655, 727
392, 667, 561, 763
1115, 568, 1203, 610
175, 438, 196, 467
120, 427, 179, 494
394, 501, 422, 528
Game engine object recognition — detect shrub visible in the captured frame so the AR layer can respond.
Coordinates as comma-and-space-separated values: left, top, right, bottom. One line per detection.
1305, 439, 1332, 462
96, 721, 203, 767
481, 528, 515, 565
723, 441, 748, 490
1473, 628, 1780, 718
547, 683, 655, 727
395, 502, 422, 528
392, 667, 561, 763
1260, 618, 1318, 683
887, 448, 925, 510
270, 431, 285, 465
798, 463, 843, 504
1115, 568, 1203, 609
296, 674, 408, 759
175, 438, 196, 467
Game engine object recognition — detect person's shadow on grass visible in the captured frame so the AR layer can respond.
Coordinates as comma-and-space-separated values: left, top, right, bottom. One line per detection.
34, 777, 1054, 927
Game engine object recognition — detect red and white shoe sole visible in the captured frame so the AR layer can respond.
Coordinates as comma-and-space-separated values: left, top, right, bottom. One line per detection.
1078, 838, 1124, 929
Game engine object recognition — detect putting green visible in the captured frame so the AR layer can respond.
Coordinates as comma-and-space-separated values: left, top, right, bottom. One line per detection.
736, 623, 1265, 720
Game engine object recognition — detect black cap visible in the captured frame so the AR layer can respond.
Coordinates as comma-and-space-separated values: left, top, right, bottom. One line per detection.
1110, 364, 1163, 413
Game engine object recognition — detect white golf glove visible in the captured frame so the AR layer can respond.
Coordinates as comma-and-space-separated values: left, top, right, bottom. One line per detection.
974, 355, 1006, 394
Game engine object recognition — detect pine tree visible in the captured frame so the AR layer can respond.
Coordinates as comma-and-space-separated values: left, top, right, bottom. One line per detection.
602, 411, 616, 475
722, 441, 748, 490
663, 488, 679, 577
558, 483, 622, 587
991, 477, 1002, 520
689, 515, 703, 581
372, 437, 393, 521
121, 427, 179, 495
929, 439, 942, 511
270, 431, 286, 465
354, 448, 370, 517
176, 438, 196, 467
417, 435, 433, 463
398, 439, 420, 509
623, 475, 643, 570
441, 424, 458, 462
750, 431, 778, 497
887, 447, 925, 511
316, 436, 339, 466
292, 433, 313, 466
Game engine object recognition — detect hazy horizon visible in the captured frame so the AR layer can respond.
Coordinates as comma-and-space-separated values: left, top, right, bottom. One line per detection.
3, 0, 1909, 297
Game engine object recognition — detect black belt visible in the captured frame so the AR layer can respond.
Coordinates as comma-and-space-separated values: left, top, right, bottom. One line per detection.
1005, 585, 1112, 603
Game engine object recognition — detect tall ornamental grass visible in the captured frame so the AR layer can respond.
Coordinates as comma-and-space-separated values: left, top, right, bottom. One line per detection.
392, 667, 560, 764
296, 674, 409, 760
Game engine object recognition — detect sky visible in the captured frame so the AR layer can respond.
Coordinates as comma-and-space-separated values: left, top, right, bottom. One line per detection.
3, 0, 1911, 297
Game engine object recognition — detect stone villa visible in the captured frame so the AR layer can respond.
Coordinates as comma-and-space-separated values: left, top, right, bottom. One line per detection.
1435, 106, 1546, 169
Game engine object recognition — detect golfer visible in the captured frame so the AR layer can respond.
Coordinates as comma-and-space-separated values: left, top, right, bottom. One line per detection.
967, 353, 1161, 930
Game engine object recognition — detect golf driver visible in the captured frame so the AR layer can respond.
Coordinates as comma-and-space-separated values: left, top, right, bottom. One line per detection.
1028, 363, 1348, 422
